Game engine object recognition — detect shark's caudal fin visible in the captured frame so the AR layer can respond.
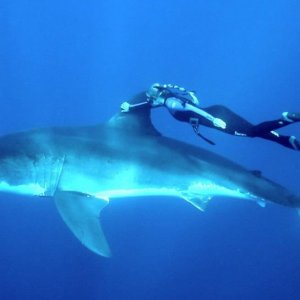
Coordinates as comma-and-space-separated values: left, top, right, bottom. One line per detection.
54, 191, 111, 257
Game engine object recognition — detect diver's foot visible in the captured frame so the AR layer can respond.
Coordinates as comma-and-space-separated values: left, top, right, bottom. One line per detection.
289, 136, 300, 151
282, 112, 300, 122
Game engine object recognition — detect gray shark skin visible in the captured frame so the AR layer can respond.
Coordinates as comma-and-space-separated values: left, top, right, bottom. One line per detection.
0, 108, 299, 257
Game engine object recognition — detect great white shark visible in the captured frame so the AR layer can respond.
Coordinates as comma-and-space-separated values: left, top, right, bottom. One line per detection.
0, 107, 299, 257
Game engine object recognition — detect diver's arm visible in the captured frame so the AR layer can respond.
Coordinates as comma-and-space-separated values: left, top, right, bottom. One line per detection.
120, 100, 150, 112
185, 103, 226, 129
165, 98, 226, 129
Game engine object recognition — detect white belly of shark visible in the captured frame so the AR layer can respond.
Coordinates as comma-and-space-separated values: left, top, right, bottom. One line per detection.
94, 181, 261, 209
0, 179, 260, 206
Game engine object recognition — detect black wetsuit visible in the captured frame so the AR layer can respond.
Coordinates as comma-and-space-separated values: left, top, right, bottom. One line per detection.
125, 89, 299, 151
172, 104, 296, 150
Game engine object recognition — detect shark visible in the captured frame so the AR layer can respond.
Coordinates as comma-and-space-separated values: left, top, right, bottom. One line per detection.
0, 107, 299, 257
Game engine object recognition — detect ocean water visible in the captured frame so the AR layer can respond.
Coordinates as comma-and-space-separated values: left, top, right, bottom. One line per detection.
1, 1, 300, 299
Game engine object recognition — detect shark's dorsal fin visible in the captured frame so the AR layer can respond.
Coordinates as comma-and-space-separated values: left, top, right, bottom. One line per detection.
108, 109, 161, 136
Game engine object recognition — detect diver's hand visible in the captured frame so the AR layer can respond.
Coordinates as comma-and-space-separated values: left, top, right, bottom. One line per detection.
120, 101, 130, 112
213, 118, 227, 129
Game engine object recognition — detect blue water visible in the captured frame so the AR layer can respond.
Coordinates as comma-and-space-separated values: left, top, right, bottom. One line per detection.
1, 1, 300, 299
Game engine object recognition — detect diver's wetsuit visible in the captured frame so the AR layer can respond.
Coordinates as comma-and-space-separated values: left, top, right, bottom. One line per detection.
170, 103, 298, 150
122, 86, 300, 151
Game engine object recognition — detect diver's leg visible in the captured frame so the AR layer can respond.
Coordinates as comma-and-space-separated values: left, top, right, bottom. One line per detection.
203, 105, 300, 150
282, 112, 300, 123
249, 112, 300, 151
255, 131, 300, 151
252, 112, 300, 133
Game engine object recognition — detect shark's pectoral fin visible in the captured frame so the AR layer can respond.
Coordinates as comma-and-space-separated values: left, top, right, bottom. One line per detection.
54, 191, 111, 257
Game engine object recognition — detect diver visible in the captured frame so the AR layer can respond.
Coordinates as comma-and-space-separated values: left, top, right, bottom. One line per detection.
120, 83, 300, 151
